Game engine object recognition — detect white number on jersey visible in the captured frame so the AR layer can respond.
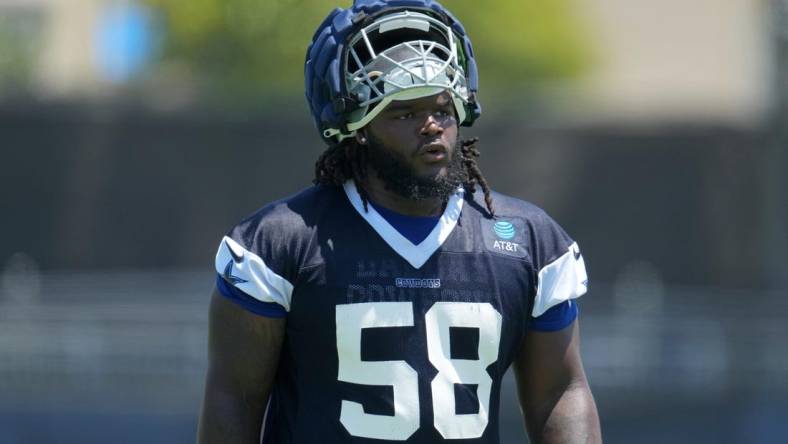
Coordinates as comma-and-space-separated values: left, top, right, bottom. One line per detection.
336, 302, 503, 440
336, 302, 420, 440
426, 302, 502, 439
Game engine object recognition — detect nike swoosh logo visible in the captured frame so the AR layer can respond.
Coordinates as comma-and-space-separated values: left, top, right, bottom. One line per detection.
225, 239, 244, 264
223, 259, 248, 285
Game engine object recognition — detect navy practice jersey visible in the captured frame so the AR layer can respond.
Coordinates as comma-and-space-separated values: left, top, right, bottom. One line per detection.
213, 181, 588, 444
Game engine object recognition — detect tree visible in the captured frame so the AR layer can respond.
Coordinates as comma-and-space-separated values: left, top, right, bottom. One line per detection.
144, 0, 592, 102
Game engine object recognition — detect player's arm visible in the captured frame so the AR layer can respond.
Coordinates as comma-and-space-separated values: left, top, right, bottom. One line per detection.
197, 288, 286, 444
512, 319, 601, 444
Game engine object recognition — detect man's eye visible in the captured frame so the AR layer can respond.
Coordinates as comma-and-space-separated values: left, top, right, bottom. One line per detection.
396, 113, 413, 120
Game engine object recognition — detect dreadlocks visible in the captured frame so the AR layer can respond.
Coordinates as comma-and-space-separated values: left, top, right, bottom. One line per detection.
313, 137, 495, 217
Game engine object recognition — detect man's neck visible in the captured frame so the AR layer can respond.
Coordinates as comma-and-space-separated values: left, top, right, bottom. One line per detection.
364, 174, 445, 217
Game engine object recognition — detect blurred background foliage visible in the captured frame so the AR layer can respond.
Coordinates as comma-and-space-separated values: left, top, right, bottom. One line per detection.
143, 0, 593, 102
0, 11, 43, 97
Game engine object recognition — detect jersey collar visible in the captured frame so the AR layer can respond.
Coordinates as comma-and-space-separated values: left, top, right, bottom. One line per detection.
343, 180, 464, 269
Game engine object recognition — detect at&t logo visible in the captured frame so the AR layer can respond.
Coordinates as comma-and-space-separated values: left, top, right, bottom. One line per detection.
492, 220, 520, 253
493, 221, 515, 239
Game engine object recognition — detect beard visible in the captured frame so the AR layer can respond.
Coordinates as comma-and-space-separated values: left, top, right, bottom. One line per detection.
365, 133, 467, 201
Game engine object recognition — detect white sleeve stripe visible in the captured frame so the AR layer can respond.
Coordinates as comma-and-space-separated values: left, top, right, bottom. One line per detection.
215, 236, 295, 312
532, 242, 588, 318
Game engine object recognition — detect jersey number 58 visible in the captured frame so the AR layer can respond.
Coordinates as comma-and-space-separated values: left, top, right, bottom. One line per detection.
336, 302, 503, 440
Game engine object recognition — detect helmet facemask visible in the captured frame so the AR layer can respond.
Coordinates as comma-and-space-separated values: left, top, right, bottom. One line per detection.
323, 10, 470, 141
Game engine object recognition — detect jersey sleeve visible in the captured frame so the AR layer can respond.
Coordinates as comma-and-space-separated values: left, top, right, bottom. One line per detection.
529, 212, 588, 319
529, 300, 579, 331
213, 224, 295, 318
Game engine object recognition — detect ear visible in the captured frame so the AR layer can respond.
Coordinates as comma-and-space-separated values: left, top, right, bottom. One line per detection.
355, 130, 368, 146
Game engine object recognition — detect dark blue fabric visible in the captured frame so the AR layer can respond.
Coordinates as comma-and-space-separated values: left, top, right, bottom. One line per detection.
529, 300, 579, 332
215, 274, 287, 318
216, 184, 587, 443
369, 200, 440, 245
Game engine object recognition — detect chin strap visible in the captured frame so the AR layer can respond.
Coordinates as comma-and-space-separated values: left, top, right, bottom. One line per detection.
323, 127, 358, 142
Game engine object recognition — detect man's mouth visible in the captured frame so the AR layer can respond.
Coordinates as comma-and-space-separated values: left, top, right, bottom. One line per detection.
420, 142, 449, 162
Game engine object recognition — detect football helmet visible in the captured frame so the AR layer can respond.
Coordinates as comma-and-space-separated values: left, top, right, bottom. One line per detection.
305, 0, 481, 144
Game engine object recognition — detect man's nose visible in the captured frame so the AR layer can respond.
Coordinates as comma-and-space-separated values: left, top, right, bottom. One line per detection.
420, 115, 444, 135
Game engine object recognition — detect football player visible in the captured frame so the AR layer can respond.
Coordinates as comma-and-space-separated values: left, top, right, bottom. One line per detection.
198, 1, 601, 443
